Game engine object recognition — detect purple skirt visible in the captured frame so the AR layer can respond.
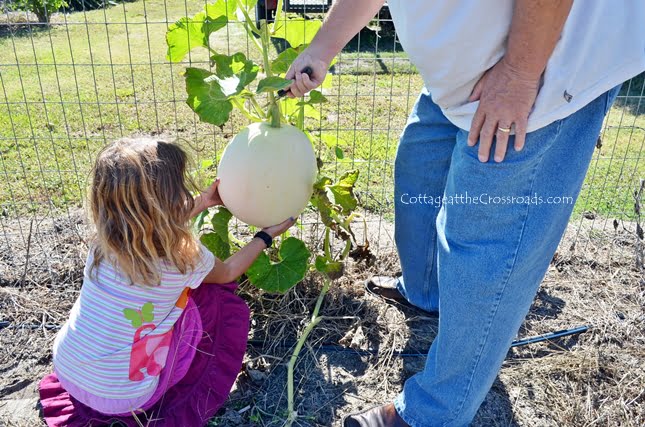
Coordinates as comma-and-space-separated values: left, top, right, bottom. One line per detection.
39, 282, 250, 427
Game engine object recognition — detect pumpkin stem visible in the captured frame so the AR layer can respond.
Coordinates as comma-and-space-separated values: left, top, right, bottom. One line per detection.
269, 103, 281, 128
260, 21, 281, 128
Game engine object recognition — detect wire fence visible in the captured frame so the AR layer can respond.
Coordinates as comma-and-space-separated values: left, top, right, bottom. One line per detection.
0, 0, 643, 285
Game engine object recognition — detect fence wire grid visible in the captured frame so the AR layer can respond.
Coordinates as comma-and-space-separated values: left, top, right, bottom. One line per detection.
0, 0, 643, 284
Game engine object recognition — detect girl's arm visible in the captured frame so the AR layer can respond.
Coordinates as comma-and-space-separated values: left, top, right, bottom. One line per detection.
202, 218, 296, 284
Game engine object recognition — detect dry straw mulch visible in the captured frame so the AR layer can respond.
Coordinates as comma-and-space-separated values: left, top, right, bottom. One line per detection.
1, 209, 643, 426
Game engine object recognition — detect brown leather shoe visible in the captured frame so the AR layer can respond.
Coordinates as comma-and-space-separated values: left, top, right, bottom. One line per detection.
364, 276, 438, 317
342, 403, 410, 427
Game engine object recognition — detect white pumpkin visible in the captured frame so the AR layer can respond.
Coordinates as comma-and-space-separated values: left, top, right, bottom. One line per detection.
217, 122, 318, 228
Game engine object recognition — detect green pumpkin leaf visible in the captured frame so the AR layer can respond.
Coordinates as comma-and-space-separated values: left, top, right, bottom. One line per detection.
297, 90, 327, 106
321, 73, 333, 89
271, 46, 305, 74
313, 175, 333, 190
271, 45, 336, 75
310, 192, 335, 228
166, 15, 216, 62
270, 18, 322, 48
328, 170, 359, 213
281, 96, 321, 120
247, 237, 311, 293
211, 52, 260, 88
310, 90, 328, 104
123, 308, 142, 328
256, 76, 293, 93
184, 67, 232, 125
314, 255, 327, 272
320, 134, 346, 160
320, 134, 346, 149
314, 255, 344, 279
166, 0, 236, 63
141, 302, 154, 323
204, 0, 238, 20
310, 175, 336, 227
185, 67, 225, 99
184, 55, 258, 126
187, 96, 233, 126
200, 208, 233, 260
210, 52, 260, 96
194, 209, 209, 232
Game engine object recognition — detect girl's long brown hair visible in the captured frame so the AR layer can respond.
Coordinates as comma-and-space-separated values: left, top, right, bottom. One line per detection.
88, 137, 200, 285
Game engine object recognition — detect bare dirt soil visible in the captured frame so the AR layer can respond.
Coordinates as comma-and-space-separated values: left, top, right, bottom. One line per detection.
1, 209, 643, 427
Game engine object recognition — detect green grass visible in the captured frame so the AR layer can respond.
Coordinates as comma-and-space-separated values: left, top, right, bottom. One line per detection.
0, 1, 643, 222
576, 103, 644, 220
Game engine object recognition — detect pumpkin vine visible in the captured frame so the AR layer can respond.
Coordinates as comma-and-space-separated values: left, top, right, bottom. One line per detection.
166, 1, 374, 425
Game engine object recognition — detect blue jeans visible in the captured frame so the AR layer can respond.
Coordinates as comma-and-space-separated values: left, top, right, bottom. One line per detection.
392, 85, 620, 426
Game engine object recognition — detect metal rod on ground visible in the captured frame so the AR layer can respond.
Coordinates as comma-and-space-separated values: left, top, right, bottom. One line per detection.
245, 325, 591, 356
510, 325, 590, 347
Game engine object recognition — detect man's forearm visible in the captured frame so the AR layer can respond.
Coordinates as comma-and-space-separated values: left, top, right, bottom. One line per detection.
504, 0, 574, 79
308, 0, 385, 63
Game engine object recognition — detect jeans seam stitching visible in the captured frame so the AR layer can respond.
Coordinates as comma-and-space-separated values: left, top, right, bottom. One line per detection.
422, 219, 436, 308
444, 126, 563, 426
423, 172, 450, 308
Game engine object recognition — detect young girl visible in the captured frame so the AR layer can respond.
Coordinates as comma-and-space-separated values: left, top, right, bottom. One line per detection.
38, 137, 294, 426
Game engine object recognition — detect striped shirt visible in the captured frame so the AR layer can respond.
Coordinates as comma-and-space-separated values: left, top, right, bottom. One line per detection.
52, 243, 215, 414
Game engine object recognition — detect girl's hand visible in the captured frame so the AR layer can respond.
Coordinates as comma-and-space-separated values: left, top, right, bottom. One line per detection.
202, 217, 297, 284
199, 178, 224, 209
262, 217, 297, 238
191, 178, 223, 217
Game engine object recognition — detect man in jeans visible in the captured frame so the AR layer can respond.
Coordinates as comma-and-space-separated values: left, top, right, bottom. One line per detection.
285, 0, 645, 425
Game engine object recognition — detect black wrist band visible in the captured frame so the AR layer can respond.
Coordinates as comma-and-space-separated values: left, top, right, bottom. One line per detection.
254, 231, 272, 248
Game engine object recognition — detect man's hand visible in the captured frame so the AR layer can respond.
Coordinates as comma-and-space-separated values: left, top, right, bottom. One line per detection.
283, 0, 385, 97
284, 48, 330, 97
468, 0, 573, 163
467, 59, 540, 163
